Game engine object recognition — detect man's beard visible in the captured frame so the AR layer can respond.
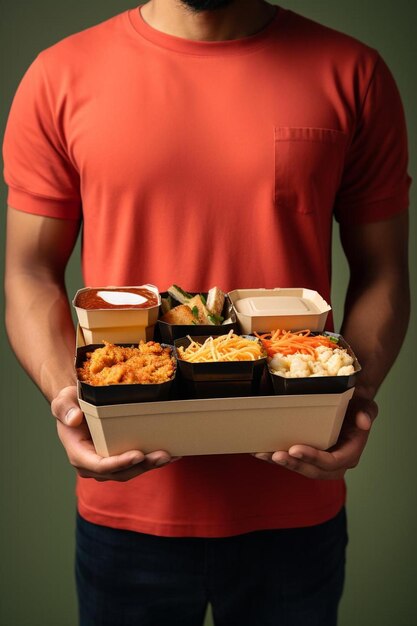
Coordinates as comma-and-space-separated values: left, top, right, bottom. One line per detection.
179, 0, 234, 11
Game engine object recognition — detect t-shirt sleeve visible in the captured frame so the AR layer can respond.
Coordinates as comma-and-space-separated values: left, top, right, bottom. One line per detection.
3, 54, 82, 219
334, 54, 411, 224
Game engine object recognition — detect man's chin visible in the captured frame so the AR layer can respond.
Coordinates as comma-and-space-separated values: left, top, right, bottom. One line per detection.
178, 0, 235, 12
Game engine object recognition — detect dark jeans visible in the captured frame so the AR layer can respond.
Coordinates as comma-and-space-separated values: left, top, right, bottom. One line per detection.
76, 507, 348, 626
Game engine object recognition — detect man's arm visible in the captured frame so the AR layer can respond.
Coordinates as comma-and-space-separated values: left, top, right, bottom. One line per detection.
339, 211, 410, 401
5, 208, 80, 400
5, 207, 177, 480
254, 211, 410, 478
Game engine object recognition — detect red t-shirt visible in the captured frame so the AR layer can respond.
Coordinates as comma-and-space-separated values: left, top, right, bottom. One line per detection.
3, 6, 410, 537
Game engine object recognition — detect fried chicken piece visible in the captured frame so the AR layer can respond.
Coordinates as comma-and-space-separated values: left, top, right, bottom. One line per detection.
87, 342, 135, 374
77, 341, 175, 386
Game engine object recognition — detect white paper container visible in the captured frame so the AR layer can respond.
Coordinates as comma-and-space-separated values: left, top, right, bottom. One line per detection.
73, 285, 160, 329
78, 387, 354, 457
228, 288, 331, 333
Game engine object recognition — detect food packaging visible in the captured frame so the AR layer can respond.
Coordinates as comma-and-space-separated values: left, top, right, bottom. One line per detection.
74, 281, 354, 457
268, 333, 361, 395
157, 292, 238, 343
78, 387, 354, 457
76, 342, 176, 406
174, 335, 266, 398
80, 325, 155, 345
73, 285, 161, 329
228, 288, 331, 333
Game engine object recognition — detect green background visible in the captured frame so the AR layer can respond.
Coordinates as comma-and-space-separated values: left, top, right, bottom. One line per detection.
0, 1, 415, 625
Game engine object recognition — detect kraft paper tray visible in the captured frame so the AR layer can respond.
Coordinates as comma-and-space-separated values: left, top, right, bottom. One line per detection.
78, 386, 354, 457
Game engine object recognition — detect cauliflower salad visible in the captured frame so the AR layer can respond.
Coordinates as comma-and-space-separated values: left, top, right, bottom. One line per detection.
269, 345, 355, 379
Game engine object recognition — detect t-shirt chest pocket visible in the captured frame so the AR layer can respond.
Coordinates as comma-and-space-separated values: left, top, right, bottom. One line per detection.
275, 127, 347, 215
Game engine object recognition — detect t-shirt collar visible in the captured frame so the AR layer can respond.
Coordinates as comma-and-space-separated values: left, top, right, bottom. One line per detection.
128, 4, 282, 56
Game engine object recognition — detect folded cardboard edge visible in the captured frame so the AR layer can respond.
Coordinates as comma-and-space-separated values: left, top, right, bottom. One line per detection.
78, 387, 355, 419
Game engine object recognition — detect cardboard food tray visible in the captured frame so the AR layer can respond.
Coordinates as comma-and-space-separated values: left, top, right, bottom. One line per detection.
78, 386, 354, 457
76, 326, 354, 457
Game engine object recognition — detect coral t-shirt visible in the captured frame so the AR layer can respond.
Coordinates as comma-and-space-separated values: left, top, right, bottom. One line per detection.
3, 6, 410, 537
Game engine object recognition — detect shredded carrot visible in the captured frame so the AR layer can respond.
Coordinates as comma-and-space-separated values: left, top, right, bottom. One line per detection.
254, 329, 337, 358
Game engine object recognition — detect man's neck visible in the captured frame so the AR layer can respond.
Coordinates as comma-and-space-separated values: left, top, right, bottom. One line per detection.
140, 0, 277, 42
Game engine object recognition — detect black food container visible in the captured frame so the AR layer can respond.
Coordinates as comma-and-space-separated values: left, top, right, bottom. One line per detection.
268, 332, 361, 395
76, 343, 176, 406
174, 335, 267, 399
157, 292, 239, 343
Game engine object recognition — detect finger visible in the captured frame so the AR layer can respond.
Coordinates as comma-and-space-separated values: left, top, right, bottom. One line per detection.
80, 454, 180, 481
93, 450, 148, 474
96, 455, 181, 481
350, 398, 378, 430
286, 425, 369, 471
78, 453, 181, 482
75, 448, 145, 475
74, 436, 173, 475
283, 446, 342, 471
58, 418, 177, 477
271, 445, 344, 472
142, 450, 173, 467
354, 401, 378, 430
80, 461, 149, 482
252, 453, 275, 464
93, 466, 149, 481
51, 386, 84, 427
58, 421, 145, 473
355, 410, 372, 431
270, 451, 345, 480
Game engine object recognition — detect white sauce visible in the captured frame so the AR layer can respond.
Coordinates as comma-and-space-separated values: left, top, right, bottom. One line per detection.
97, 290, 147, 306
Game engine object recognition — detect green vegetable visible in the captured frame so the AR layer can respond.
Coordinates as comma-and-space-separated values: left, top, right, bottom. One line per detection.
173, 285, 192, 300
329, 336, 339, 344
192, 306, 199, 319
208, 314, 224, 325
200, 293, 207, 305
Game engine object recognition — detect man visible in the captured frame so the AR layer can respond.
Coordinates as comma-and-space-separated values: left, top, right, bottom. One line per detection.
3, 0, 410, 624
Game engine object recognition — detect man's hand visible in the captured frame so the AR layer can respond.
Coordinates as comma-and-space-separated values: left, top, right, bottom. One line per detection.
52, 386, 179, 482
253, 396, 378, 480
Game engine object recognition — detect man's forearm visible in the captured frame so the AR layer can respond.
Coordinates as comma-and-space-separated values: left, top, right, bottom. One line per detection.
5, 272, 76, 402
340, 271, 410, 401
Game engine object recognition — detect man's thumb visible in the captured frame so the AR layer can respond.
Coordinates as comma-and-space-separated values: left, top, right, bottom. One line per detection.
51, 387, 84, 427
64, 406, 84, 426
355, 399, 378, 431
